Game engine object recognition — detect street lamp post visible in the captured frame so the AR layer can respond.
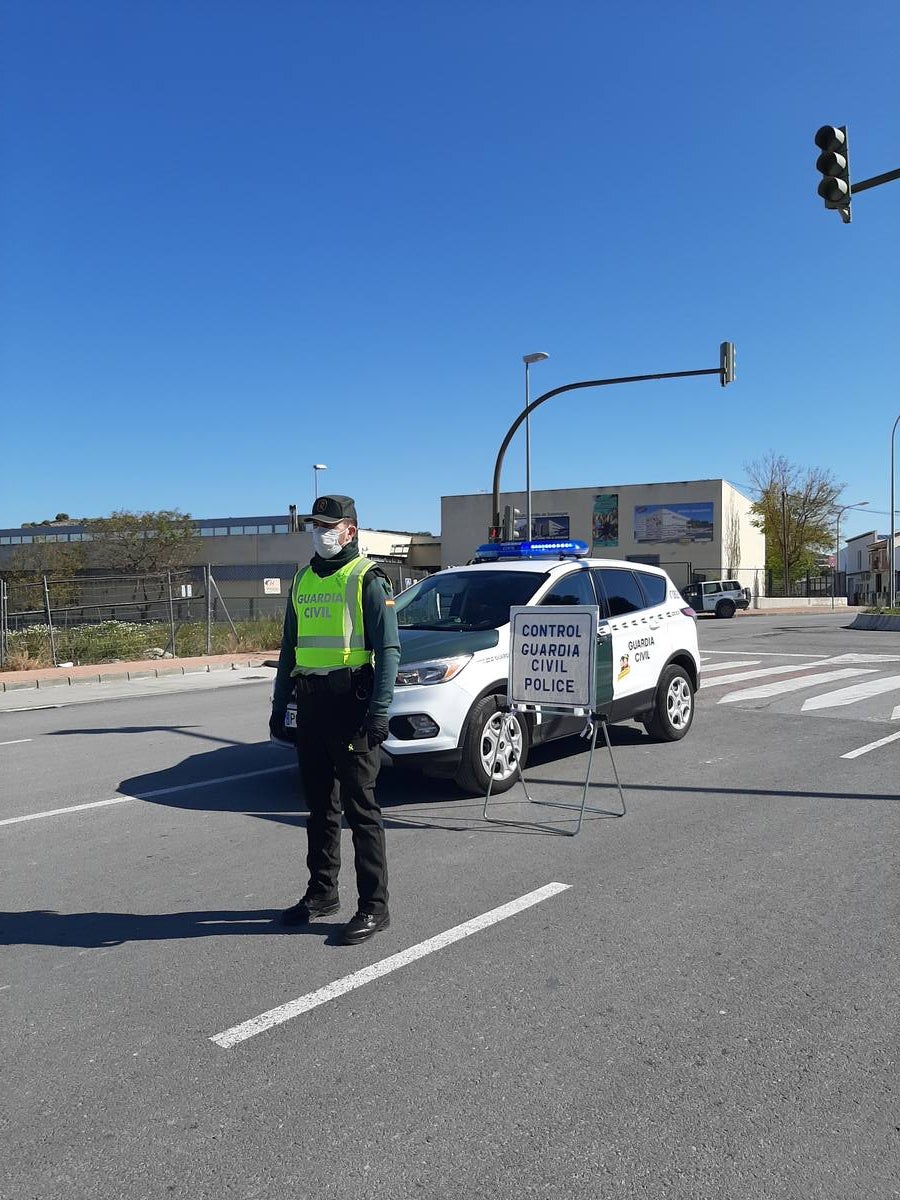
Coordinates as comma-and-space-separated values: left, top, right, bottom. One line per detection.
313, 463, 327, 501
834, 500, 869, 609
522, 353, 550, 542
891, 416, 900, 610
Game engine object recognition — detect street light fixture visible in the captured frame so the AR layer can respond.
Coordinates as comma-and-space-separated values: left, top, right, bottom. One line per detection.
313, 464, 328, 501
522, 352, 550, 542
834, 501, 869, 609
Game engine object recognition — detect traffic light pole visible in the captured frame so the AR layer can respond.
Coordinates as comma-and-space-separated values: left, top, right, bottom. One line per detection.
489, 361, 726, 539
851, 167, 900, 195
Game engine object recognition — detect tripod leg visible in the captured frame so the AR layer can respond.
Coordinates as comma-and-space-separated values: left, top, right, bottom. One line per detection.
600, 720, 627, 816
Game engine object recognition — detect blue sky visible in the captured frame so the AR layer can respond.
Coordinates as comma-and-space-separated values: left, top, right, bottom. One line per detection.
2, 0, 898, 543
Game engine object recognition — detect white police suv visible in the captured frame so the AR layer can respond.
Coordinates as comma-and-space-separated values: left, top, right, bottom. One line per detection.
384, 538, 700, 794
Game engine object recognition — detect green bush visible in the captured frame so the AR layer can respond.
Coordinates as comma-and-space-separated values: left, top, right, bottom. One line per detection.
5, 619, 281, 669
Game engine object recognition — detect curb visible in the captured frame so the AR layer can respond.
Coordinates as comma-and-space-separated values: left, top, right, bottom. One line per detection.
849, 614, 900, 631
0, 654, 278, 693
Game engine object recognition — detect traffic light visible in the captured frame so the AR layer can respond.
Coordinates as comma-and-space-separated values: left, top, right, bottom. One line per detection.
815, 125, 851, 223
488, 524, 502, 543
719, 341, 736, 387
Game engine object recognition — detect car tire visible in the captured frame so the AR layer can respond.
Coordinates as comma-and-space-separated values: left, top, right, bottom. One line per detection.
454, 695, 530, 795
715, 599, 736, 618
643, 665, 694, 742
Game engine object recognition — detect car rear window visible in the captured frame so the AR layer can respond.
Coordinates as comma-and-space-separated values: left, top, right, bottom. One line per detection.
635, 571, 667, 607
592, 567, 646, 616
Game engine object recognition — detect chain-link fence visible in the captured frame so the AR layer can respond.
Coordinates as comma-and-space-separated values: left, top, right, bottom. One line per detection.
0, 561, 431, 669
0, 568, 241, 669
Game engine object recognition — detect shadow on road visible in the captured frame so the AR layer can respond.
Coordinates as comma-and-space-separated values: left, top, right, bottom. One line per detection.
114, 732, 625, 835
48, 725, 246, 747
0, 907, 293, 948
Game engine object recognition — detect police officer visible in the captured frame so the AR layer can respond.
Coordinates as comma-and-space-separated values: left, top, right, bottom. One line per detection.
270, 495, 400, 944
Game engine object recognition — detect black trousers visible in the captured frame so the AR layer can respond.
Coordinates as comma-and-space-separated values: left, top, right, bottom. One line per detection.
293, 680, 388, 916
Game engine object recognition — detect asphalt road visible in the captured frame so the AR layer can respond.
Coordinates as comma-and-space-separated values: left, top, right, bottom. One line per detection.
1, 613, 898, 1199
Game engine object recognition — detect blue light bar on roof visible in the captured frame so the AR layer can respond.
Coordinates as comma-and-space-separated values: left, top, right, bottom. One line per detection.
474, 538, 589, 562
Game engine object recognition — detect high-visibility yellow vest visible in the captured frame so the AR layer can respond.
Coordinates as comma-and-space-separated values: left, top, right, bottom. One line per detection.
291, 557, 375, 671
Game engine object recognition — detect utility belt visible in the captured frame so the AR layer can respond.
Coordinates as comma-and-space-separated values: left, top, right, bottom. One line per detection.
294, 664, 374, 700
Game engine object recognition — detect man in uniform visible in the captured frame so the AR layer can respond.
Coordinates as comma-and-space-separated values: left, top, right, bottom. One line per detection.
270, 495, 400, 944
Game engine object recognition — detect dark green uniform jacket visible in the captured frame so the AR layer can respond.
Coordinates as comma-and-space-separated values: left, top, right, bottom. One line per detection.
272, 536, 401, 720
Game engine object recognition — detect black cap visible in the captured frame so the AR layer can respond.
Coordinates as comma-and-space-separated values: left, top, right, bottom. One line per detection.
310, 494, 357, 525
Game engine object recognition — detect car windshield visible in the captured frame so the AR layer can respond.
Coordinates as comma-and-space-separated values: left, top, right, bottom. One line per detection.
395, 570, 548, 631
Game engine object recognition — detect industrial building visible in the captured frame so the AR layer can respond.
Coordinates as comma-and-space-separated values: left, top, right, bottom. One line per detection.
440, 478, 766, 595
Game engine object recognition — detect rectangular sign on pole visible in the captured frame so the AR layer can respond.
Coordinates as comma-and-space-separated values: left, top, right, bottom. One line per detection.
508, 605, 598, 710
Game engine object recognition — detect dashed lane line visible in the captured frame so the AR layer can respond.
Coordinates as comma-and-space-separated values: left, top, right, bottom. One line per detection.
211, 882, 572, 1049
0, 764, 294, 828
0, 739, 32, 747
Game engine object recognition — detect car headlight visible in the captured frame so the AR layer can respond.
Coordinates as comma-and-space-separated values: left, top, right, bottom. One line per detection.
395, 655, 472, 686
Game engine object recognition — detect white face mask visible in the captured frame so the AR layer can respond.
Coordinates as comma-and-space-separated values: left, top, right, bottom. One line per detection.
312, 526, 345, 558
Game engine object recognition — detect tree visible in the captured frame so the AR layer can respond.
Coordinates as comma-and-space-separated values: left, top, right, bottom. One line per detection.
1, 537, 86, 612
745, 454, 843, 592
724, 504, 742, 578
84, 510, 200, 574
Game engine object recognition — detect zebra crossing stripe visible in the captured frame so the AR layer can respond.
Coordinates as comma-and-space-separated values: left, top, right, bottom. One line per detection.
699, 660, 762, 672
700, 657, 842, 689
801, 674, 900, 712
718, 668, 876, 704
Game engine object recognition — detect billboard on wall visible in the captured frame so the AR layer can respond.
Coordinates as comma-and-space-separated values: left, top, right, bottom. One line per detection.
634, 502, 714, 544
514, 513, 570, 540
592, 493, 619, 549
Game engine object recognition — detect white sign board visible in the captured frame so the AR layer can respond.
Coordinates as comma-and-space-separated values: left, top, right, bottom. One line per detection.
180, 584, 193, 598
263, 578, 281, 596
508, 605, 598, 710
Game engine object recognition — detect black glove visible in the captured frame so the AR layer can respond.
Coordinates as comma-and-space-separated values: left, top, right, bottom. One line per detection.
365, 713, 390, 748
269, 709, 292, 743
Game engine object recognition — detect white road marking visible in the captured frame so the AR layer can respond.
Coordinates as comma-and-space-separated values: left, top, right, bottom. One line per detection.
825, 653, 900, 663
0, 704, 62, 712
700, 657, 843, 689
801, 675, 900, 712
892, 706, 900, 721
718, 669, 876, 704
0, 739, 32, 746
0, 764, 294, 828
699, 660, 762, 672
841, 730, 900, 759
700, 650, 820, 658
211, 882, 572, 1049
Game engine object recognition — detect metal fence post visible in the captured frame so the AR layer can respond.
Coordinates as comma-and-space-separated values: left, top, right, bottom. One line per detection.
166, 570, 177, 658
42, 575, 58, 667
209, 569, 239, 642
0, 578, 7, 668
206, 564, 212, 656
